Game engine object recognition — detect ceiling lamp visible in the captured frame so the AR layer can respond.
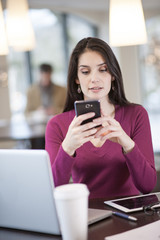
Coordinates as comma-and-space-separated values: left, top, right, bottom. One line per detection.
6, 0, 35, 51
0, 0, 8, 55
109, 0, 147, 47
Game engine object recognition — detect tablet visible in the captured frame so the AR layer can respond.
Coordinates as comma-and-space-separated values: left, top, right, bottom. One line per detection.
104, 192, 160, 213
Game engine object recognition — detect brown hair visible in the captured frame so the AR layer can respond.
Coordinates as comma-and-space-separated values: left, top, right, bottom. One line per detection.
39, 63, 53, 73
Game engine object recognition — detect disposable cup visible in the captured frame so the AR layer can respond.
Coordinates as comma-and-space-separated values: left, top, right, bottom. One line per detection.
54, 183, 89, 240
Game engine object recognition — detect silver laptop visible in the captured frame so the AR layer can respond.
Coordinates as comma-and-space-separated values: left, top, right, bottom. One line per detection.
0, 149, 111, 234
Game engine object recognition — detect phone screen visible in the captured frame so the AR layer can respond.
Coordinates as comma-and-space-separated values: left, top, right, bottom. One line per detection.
74, 100, 101, 125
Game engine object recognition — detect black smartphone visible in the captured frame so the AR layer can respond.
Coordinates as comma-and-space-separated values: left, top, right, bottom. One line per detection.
74, 100, 101, 125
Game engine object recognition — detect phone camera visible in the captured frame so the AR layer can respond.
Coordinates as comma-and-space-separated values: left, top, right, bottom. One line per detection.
85, 104, 93, 108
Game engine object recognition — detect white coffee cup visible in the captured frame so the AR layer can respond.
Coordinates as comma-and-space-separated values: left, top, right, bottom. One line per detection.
54, 183, 89, 240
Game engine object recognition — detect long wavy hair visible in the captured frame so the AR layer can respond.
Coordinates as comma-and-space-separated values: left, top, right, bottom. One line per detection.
63, 37, 130, 112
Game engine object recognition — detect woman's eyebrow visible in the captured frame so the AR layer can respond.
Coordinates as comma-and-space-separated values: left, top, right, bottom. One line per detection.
97, 62, 107, 66
79, 62, 107, 68
79, 65, 89, 68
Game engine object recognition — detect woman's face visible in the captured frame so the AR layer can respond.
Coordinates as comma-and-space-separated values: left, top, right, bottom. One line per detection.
76, 50, 112, 102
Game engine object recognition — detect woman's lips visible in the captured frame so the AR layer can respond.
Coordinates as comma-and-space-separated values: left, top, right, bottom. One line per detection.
89, 87, 103, 92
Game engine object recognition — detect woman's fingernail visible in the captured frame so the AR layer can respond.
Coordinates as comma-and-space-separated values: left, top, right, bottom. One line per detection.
101, 130, 110, 136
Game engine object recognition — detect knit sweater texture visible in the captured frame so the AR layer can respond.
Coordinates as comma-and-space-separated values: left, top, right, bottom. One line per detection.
45, 104, 156, 199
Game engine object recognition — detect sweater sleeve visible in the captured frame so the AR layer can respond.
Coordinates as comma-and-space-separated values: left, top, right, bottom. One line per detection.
45, 117, 75, 186
124, 106, 157, 193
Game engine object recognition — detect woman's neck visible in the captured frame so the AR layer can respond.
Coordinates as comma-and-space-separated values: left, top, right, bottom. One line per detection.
100, 99, 115, 118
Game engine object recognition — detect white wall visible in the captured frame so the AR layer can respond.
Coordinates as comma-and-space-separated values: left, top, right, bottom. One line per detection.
118, 46, 142, 104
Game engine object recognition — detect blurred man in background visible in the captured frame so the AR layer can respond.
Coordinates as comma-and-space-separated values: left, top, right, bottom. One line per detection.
25, 63, 66, 116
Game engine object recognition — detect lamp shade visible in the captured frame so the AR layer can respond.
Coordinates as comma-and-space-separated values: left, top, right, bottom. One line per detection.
109, 0, 147, 47
0, 0, 8, 55
6, 0, 35, 51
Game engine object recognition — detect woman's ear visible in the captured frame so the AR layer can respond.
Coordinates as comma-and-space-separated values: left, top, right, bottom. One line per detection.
112, 76, 115, 81
75, 79, 80, 84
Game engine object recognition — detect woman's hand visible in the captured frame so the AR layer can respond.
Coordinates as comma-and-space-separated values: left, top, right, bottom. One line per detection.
93, 115, 135, 154
62, 112, 100, 156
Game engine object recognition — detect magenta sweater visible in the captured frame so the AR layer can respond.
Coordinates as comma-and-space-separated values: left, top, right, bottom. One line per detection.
45, 104, 157, 199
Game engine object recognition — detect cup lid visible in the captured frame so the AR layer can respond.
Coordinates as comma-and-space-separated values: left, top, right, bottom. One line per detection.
54, 183, 90, 200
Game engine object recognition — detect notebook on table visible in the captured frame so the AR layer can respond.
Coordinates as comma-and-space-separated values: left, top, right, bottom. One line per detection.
0, 149, 112, 235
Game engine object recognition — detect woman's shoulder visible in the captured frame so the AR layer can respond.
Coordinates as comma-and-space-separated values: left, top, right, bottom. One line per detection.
116, 103, 149, 123
120, 104, 150, 126
47, 109, 75, 126
123, 103, 148, 116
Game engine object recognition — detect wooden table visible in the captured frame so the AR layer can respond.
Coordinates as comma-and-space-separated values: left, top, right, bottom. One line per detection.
0, 115, 49, 149
0, 197, 159, 240
88, 198, 160, 239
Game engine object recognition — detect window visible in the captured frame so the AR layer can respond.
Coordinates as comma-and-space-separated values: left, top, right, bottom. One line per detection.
30, 10, 66, 87
7, 50, 28, 113
67, 14, 97, 56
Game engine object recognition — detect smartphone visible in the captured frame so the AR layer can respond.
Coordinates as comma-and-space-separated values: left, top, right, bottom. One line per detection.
74, 100, 101, 125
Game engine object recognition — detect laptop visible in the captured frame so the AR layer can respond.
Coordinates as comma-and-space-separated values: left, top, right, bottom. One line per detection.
0, 149, 111, 235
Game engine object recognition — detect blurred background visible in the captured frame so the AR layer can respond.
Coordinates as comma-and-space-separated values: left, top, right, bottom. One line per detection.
0, 0, 160, 172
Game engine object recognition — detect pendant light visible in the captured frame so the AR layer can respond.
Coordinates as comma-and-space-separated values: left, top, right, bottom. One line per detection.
109, 0, 147, 47
6, 0, 35, 51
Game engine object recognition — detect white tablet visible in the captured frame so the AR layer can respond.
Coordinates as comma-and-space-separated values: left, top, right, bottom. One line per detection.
104, 192, 160, 213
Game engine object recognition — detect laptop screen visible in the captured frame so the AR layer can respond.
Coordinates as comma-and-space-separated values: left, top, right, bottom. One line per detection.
0, 149, 61, 235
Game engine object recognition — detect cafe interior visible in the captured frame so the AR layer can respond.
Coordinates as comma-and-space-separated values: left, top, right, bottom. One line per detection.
0, 0, 160, 191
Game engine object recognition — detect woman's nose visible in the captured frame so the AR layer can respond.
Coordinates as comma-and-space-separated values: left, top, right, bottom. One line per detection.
91, 72, 99, 83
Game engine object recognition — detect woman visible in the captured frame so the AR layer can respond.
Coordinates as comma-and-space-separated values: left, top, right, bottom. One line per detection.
45, 37, 156, 199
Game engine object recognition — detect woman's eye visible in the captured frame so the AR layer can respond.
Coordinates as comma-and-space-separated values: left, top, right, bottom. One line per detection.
82, 71, 89, 74
100, 68, 108, 72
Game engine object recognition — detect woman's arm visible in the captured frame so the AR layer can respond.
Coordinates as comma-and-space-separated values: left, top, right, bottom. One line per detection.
45, 112, 100, 186
124, 107, 157, 193
45, 119, 74, 186
93, 105, 157, 193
